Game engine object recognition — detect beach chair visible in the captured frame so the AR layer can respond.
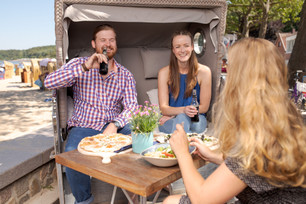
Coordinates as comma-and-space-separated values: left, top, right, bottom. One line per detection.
53, 0, 227, 203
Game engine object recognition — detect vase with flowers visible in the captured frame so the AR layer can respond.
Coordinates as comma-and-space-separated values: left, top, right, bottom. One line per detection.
129, 101, 160, 153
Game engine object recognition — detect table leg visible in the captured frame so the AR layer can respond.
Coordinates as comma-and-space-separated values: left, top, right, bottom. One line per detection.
110, 186, 117, 204
121, 188, 136, 204
152, 190, 162, 203
120, 188, 161, 204
140, 196, 147, 204
56, 163, 65, 204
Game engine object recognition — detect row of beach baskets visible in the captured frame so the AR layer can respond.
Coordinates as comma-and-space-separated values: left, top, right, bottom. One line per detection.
0, 59, 56, 89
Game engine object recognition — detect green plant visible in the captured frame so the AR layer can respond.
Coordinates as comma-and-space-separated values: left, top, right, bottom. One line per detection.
129, 101, 160, 134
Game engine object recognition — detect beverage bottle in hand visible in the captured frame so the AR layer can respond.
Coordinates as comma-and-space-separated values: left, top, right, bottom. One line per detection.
99, 47, 108, 75
190, 89, 199, 122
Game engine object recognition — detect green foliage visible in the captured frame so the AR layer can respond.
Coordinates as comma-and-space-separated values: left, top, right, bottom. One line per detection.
0, 45, 56, 60
226, 0, 303, 38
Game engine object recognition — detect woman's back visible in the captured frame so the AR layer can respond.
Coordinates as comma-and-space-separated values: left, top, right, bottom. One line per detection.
225, 157, 306, 204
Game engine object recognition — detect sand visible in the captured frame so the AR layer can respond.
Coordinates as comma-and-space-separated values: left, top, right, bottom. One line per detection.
0, 75, 53, 141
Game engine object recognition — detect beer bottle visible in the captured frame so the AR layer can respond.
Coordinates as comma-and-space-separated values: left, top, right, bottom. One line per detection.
99, 47, 108, 75
190, 89, 199, 122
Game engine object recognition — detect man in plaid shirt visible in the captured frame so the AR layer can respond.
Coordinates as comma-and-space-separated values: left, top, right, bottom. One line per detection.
45, 24, 138, 204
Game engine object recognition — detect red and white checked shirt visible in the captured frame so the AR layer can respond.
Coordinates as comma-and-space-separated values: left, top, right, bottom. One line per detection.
44, 57, 138, 131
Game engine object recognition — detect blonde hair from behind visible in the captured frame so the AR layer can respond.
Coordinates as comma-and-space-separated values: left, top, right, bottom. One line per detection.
213, 38, 306, 187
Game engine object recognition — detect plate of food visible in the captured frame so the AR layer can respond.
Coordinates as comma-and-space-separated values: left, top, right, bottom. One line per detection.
155, 133, 219, 150
140, 143, 196, 167
78, 133, 132, 164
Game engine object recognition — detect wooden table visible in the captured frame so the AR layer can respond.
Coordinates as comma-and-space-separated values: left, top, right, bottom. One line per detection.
55, 150, 206, 203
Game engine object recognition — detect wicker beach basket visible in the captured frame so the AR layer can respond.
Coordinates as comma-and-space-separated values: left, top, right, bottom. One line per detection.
3, 61, 15, 79
30, 59, 41, 84
54, 1, 227, 203
54, 0, 227, 131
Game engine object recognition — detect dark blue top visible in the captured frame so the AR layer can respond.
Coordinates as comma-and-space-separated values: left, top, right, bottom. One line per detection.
169, 74, 200, 107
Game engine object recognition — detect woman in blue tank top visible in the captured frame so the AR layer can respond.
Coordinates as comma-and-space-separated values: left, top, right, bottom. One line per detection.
158, 30, 212, 133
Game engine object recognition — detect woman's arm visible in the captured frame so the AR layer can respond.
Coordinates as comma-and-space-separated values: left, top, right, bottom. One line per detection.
158, 66, 185, 116
170, 125, 247, 204
197, 64, 212, 114
179, 160, 246, 204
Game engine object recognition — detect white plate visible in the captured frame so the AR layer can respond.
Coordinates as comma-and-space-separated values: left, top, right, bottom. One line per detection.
155, 133, 219, 150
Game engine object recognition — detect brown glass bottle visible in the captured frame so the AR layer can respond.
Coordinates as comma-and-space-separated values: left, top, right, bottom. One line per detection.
190, 89, 199, 122
99, 47, 108, 75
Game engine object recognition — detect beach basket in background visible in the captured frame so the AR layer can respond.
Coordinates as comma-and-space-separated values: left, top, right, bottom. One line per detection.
47, 61, 56, 73
14, 64, 21, 76
39, 59, 57, 75
4, 61, 14, 79
30, 59, 41, 87
21, 62, 32, 83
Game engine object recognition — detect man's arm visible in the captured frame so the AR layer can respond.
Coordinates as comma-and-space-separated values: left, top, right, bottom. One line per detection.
116, 73, 138, 127
44, 58, 87, 89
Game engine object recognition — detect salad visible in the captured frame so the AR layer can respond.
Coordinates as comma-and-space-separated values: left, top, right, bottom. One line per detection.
144, 146, 176, 158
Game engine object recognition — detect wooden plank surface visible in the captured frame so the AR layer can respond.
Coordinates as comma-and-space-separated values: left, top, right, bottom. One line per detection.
55, 150, 205, 197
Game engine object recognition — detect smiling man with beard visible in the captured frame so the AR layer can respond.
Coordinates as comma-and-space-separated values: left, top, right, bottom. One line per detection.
45, 24, 138, 204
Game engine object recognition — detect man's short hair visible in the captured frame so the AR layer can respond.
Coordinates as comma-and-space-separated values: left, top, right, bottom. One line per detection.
92, 24, 116, 41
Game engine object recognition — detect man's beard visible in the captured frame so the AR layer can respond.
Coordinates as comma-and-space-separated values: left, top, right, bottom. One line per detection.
107, 51, 116, 60
95, 47, 116, 60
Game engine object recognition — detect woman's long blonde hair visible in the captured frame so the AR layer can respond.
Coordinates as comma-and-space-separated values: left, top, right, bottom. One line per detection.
213, 38, 306, 187
168, 30, 198, 99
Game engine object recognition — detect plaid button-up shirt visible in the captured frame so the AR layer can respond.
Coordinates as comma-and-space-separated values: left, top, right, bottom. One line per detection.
45, 57, 138, 131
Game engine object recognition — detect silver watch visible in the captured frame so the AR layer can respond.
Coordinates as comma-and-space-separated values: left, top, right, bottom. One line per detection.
113, 121, 121, 129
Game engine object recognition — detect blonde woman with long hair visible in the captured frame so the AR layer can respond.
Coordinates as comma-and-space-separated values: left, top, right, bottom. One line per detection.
163, 38, 306, 204
158, 30, 211, 133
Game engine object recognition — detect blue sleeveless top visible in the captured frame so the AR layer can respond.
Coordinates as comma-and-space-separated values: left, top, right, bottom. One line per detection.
169, 74, 200, 107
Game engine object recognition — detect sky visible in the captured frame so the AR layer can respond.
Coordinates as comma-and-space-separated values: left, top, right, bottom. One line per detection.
0, 0, 55, 50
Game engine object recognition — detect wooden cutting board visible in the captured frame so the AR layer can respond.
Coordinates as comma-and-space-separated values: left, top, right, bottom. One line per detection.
78, 144, 132, 164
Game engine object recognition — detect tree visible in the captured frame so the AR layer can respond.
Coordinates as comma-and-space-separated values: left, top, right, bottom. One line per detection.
226, 0, 256, 38
288, 0, 306, 88
227, 0, 303, 38
0, 45, 56, 60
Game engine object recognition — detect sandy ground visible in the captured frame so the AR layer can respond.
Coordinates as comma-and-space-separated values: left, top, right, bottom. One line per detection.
0, 75, 53, 141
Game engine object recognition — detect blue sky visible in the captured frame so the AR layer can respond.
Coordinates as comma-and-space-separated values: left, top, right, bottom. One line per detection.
0, 0, 55, 50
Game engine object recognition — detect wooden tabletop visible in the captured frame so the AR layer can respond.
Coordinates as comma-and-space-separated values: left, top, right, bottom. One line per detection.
55, 150, 206, 197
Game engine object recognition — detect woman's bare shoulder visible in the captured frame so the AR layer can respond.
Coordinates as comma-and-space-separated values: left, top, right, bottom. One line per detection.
158, 65, 170, 77
159, 65, 170, 73
198, 64, 211, 73
198, 64, 211, 77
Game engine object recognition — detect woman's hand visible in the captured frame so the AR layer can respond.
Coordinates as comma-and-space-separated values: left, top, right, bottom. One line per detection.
184, 105, 198, 118
189, 137, 224, 165
169, 124, 190, 158
159, 115, 174, 125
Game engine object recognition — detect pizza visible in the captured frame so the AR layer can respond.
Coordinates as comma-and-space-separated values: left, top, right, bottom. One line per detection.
78, 133, 132, 154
